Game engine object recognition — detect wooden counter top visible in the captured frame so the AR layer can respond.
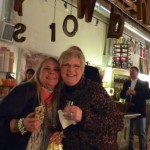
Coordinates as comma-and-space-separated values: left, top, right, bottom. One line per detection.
117, 113, 141, 150
124, 113, 141, 118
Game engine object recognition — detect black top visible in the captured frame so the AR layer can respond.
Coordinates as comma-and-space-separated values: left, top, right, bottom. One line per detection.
59, 78, 124, 150
0, 82, 39, 150
120, 79, 150, 117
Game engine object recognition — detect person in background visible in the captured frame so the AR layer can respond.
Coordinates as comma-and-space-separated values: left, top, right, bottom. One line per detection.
58, 46, 124, 150
84, 65, 102, 84
21, 68, 35, 82
120, 66, 150, 150
6, 72, 15, 79
0, 57, 61, 150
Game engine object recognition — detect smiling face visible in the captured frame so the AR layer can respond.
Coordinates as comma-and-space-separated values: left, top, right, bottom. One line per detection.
61, 57, 83, 86
39, 59, 60, 90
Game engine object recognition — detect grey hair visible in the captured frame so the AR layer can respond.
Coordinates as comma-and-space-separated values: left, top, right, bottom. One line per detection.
59, 46, 86, 74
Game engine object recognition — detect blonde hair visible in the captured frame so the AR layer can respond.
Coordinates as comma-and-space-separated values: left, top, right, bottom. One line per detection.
30, 57, 61, 106
59, 46, 85, 74
29, 57, 61, 136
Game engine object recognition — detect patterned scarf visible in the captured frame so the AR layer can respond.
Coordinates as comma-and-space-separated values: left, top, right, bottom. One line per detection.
26, 87, 54, 150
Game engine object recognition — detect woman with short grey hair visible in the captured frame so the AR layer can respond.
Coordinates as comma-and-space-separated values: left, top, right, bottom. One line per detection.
58, 46, 124, 150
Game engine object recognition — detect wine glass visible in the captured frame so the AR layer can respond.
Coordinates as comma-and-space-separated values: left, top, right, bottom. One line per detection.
58, 100, 74, 139
66, 100, 73, 106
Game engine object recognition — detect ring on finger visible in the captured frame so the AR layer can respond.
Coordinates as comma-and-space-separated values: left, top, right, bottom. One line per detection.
70, 112, 73, 116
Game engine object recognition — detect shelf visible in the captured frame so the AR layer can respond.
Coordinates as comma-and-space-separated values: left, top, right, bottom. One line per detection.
0, 71, 15, 74
124, 113, 141, 118
112, 43, 131, 69
114, 44, 128, 45
0, 85, 14, 88
113, 51, 129, 53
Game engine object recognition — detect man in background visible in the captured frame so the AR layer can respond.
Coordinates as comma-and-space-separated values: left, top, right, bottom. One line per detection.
120, 66, 150, 150
21, 68, 35, 83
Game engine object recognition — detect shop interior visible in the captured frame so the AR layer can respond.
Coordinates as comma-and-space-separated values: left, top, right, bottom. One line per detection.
0, 0, 150, 149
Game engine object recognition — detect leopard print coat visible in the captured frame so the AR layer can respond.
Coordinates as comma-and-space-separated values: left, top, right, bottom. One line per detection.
59, 78, 124, 150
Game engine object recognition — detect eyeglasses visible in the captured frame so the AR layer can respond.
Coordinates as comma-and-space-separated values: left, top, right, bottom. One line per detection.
61, 64, 81, 69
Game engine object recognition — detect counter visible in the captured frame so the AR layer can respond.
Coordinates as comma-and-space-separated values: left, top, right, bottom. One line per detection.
130, 105, 150, 149
116, 102, 150, 149
124, 113, 141, 118
117, 113, 141, 150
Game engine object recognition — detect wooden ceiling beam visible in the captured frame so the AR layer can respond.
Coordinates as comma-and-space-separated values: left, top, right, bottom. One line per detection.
125, 6, 135, 11
123, 0, 137, 11
97, 0, 150, 33
97, 0, 136, 13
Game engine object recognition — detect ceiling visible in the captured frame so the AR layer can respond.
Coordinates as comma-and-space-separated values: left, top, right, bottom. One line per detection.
63, 0, 150, 35
97, 0, 150, 34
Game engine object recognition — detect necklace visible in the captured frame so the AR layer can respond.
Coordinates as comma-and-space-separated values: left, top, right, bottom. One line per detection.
41, 87, 54, 105
42, 85, 54, 92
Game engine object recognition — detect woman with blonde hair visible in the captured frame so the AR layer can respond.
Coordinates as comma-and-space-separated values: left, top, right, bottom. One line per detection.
0, 57, 61, 150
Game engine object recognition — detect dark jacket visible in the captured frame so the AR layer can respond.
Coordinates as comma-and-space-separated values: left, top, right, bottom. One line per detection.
120, 79, 150, 117
0, 82, 39, 150
84, 65, 102, 84
59, 78, 124, 150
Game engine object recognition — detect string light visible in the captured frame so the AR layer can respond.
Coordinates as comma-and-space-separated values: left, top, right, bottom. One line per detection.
124, 22, 150, 43
64, 1, 67, 9
96, 19, 99, 26
62, 0, 150, 42
64, 1, 69, 12
62, 0, 107, 26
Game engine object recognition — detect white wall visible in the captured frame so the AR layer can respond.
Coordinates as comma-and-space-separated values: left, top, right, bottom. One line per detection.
1, 0, 149, 83
0, 0, 13, 21
12, 0, 107, 67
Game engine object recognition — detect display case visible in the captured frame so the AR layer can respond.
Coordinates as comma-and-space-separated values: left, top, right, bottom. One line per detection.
111, 68, 130, 101
113, 74, 129, 101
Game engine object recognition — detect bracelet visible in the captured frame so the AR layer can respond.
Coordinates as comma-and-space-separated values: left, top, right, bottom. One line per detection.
18, 118, 27, 135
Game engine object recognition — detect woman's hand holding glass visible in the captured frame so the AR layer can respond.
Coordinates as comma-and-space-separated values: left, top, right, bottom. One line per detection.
63, 105, 82, 122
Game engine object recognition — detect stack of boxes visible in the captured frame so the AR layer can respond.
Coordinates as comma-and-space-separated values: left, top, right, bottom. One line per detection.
0, 46, 15, 98
0, 46, 14, 72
